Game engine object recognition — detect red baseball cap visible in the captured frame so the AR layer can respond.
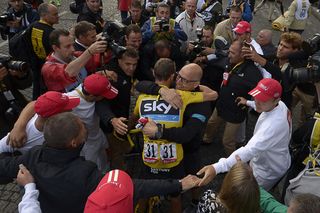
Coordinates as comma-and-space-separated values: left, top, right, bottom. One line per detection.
249, 78, 282, 102
35, 91, 80, 118
83, 74, 118, 99
84, 169, 134, 213
233, 21, 251, 34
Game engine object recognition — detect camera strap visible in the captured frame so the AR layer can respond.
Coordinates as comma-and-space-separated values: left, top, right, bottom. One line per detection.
0, 82, 15, 101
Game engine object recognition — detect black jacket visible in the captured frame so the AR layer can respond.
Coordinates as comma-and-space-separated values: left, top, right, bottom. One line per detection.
216, 60, 263, 123
77, 4, 104, 33
96, 58, 135, 131
0, 145, 102, 213
122, 15, 149, 27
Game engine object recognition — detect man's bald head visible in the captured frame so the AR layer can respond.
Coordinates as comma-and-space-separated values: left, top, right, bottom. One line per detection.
181, 63, 203, 80
176, 63, 202, 91
257, 29, 273, 46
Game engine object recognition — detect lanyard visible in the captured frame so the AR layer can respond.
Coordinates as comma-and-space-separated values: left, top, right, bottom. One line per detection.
229, 61, 244, 74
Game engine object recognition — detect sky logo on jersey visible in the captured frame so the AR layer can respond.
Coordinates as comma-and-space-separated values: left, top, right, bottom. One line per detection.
140, 100, 180, 122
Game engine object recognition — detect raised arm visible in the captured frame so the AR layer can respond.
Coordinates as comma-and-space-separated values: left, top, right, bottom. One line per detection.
7, 101, 35, 148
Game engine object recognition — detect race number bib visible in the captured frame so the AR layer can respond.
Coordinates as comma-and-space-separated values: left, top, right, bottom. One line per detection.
143, 143, 158, 163
160, 143, 177, 163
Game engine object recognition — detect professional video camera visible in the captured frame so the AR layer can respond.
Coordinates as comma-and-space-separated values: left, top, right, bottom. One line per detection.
0, 54, 29, 72
155, 18, 170, 32
0, 12, 16, 40
287, 34, 320, 83
101, 21, 127, 57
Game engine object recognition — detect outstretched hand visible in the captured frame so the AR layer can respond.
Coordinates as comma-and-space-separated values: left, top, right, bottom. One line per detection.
17, 164, 34, 187
196, 165, 217, 186
180, 174, 201, 191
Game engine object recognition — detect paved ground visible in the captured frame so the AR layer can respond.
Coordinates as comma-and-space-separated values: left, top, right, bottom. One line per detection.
0, 0, 319, 212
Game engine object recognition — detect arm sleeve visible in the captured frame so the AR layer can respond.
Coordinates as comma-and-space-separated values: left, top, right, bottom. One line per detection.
41, 63, 76, 88
246, 100, 256, 111
0, 155, 25, 178
9, 70, 32, 90
18, 183, 41, 213
141, 20, 154, 44
263, 61, 282, 81
214, 120, 285, 174
133, 179, 181, 202
162, 115, 206, 144
95, 99, 115, 127
259, 187, 288, 213
135, 81, 161, 95
179, 91, 204, 104
173, 22, 188, 41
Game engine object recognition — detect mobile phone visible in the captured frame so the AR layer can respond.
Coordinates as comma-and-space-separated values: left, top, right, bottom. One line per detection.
243, 41, 251, 48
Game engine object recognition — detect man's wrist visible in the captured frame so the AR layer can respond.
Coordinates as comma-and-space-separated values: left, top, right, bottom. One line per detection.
109, 118, 115, 125
154, 123, 163, 139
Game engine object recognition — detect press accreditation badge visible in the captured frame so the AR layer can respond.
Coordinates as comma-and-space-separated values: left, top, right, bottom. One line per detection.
222, 72, 229, 86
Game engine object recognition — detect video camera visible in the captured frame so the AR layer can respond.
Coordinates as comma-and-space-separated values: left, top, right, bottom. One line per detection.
0, 54, 29, 73
0, 12, 16, 40
155, 18, 170, 32
288, 34, 320, 83
101, 21, 127, 57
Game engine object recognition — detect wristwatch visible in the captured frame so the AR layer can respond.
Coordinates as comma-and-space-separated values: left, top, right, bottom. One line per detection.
154, 123, 163, 140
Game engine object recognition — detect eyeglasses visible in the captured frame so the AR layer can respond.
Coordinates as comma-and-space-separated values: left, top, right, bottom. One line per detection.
176, 72, 199, 84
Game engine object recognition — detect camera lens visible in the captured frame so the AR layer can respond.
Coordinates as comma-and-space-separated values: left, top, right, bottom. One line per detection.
7, 60, 29, 72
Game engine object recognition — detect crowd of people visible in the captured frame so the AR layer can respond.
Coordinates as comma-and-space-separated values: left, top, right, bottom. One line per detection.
0, 0, 320, 212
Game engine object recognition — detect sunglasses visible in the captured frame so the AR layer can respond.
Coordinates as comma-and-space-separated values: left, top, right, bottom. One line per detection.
176, 72, 199, 84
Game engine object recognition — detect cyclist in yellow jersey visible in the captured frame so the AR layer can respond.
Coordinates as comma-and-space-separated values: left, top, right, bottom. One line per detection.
132, 59, 217, 213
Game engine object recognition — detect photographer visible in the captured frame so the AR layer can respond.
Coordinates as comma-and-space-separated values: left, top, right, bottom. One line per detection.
175, 0, 205, 41
0, 59, 31, 138
4, 0, 39, 39
77, 0, 104, 33
141, 3, 187, 44
41, 29, 108, 93
200, 36, 229, 94
242, 32, 316, 123
187, 26, 215, 64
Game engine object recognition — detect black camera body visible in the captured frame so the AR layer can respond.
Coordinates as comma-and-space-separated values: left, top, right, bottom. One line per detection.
189, 28, 206, 61
288, 34, 320, 83
101, 21, 127, 57
0, 12, 15, 25
0, 12, 16, 40
289, 51, 320, 83
0, 54, 29, 73
155, 18, 170, 32
0, 54, 27, 124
